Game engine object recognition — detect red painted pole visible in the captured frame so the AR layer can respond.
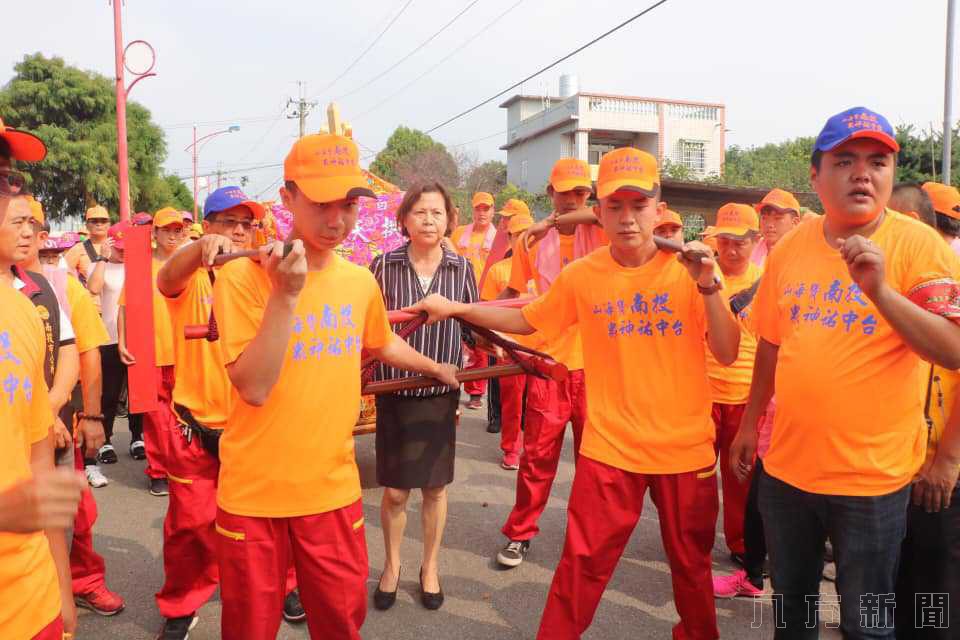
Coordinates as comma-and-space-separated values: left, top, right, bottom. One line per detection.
192, 125, 199, 220
112, 0, 130, 222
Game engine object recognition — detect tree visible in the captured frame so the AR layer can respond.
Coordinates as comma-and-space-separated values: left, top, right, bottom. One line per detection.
495, 183, 552, 217
0, 53, 193, 220
393, 146, 459, 190
719, 137, 816, 193
894, 123, 960, 186
370, 126, 456, 187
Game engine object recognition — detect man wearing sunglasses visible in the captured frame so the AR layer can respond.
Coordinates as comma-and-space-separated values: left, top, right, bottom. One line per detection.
64, 206, 112, 283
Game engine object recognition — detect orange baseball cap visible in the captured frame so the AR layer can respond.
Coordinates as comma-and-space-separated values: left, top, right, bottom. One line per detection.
508, 214, 534, 234
472, 192, 494, 208
85, 205, 110, 221
154, 207, 185, 228
655, 209, 683, 229
922, 182, 960, 220
283, 134, 375, 204
714, 203, 760, 237
549, 158, 592, 193
0, 117, 46, 162
755, 188, 800, 215
500, 198, 530, 218
596, 148, 659, 200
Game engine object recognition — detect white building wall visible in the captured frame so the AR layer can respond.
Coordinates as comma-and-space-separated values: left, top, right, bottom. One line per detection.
505, 128, 571, 194
576, 95, 660, 134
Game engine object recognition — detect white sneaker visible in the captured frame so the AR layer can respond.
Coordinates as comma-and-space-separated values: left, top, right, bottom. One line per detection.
85, 465, 109, 488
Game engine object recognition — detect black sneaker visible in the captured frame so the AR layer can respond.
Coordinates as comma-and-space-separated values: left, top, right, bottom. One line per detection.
156, 613, 197, 640
486, 420, 501, 434
129, 440, 146, 460
496, 540, 530, 568
98, 444, 118, 464
283, 589, 306, 623
149, 478, 169, 497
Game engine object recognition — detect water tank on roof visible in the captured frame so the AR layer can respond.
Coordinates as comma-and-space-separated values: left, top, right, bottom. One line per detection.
559, 74, 579, 98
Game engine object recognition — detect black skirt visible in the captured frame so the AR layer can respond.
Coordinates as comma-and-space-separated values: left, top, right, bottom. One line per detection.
375, 390, 459, 489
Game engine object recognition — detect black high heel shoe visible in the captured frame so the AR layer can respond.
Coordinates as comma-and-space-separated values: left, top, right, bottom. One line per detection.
419, 566, 444, 610
373, 566, 401, 611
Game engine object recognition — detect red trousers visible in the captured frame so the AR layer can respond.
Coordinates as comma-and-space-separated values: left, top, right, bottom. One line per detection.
711, 402, 750, 556
31, 616, 63, 640
156, 426, 220, 618
70, 444, 107, 595
537, 456, 720, 640
502, 370, 586, 541
462, 343, 487, 397
142, 365, 175, 479
499, 369, 528, 456
216, 501, 368, 640
158, 427, 297, 619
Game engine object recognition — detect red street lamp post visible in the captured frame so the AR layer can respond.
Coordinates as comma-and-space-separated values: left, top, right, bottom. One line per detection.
184, 125, 240, 220
111, 1, 157, 222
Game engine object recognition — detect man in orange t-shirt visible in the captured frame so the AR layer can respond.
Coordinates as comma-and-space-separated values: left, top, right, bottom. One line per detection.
751, 189, 800, 267
64, 205, 111, 283
730, 107, 960, 638
492, 158, 606, 569
450, 191, 496, 408
653, 208, 684, 243
409, 148, 741, 639
212, 134, 457, 639
154, 186, 305, 637
0, 192, 87, 640
480, 207, 534, 469
704, 203, 763, 565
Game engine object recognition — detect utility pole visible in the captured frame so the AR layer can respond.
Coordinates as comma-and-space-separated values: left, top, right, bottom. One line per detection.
944, 0, 957, 184
287, 81, 319, 139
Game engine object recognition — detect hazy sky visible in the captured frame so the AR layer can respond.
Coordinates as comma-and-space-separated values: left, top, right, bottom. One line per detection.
2, 0, 955, 201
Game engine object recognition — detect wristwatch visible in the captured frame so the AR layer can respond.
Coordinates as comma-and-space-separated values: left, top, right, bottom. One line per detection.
697, 278, 723, 296
93, 256, 108, 263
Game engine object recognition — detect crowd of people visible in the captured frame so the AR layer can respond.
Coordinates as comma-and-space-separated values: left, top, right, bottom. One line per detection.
0, 103, 958, 640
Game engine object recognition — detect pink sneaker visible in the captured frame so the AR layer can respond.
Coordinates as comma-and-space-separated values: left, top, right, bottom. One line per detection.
713, 569, 764, 598
501, 453, 520, 470
75, 584, 125, 616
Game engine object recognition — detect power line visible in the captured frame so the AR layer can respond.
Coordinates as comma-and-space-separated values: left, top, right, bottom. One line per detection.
447, 129, 507, 148
331, 0, 484, 103
311, 0, 417, 99
353, 0, 525, 121
425, 0, 670, 134
256, 176, 284, 199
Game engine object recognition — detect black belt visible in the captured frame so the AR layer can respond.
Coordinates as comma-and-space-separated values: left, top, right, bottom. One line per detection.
174, 403, 222, 461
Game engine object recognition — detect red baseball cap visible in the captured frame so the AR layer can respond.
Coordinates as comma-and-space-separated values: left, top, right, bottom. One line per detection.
108, 220, 134, 250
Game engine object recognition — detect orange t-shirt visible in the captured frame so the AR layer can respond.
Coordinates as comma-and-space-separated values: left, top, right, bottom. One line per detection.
522, 247, 715, 473
480, 257, 543, 350
120, 258, 175, 367
64, 241, 99, 280
213, 255, 393, 517
707, 261, 763, 404
756, 211, 960, 496
450, 225, 492, 281
0, 287, 60, 639
164, 270, 231, 429
510, 234, 584, 370
66, 275, 109, 354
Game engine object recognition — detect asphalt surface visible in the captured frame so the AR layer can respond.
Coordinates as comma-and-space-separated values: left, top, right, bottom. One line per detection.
76, 399, 841, 639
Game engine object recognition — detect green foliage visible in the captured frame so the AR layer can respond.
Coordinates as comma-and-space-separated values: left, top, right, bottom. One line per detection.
370, 126, 454, 187
719, 137, 816, 192
894, 124, 960, 186
0, 53, 193, 220
712, 125, 960, 193
495, 183, 552, 218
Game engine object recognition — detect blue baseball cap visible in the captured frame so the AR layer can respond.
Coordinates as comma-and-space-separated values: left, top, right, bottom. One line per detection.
203, 186, 265, 220
814, 107, 900, 154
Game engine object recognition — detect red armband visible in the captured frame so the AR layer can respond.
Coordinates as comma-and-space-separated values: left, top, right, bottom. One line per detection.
907, 278, 960, 321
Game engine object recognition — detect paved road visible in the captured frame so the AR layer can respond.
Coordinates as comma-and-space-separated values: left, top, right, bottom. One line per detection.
75, 401, 841, 639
